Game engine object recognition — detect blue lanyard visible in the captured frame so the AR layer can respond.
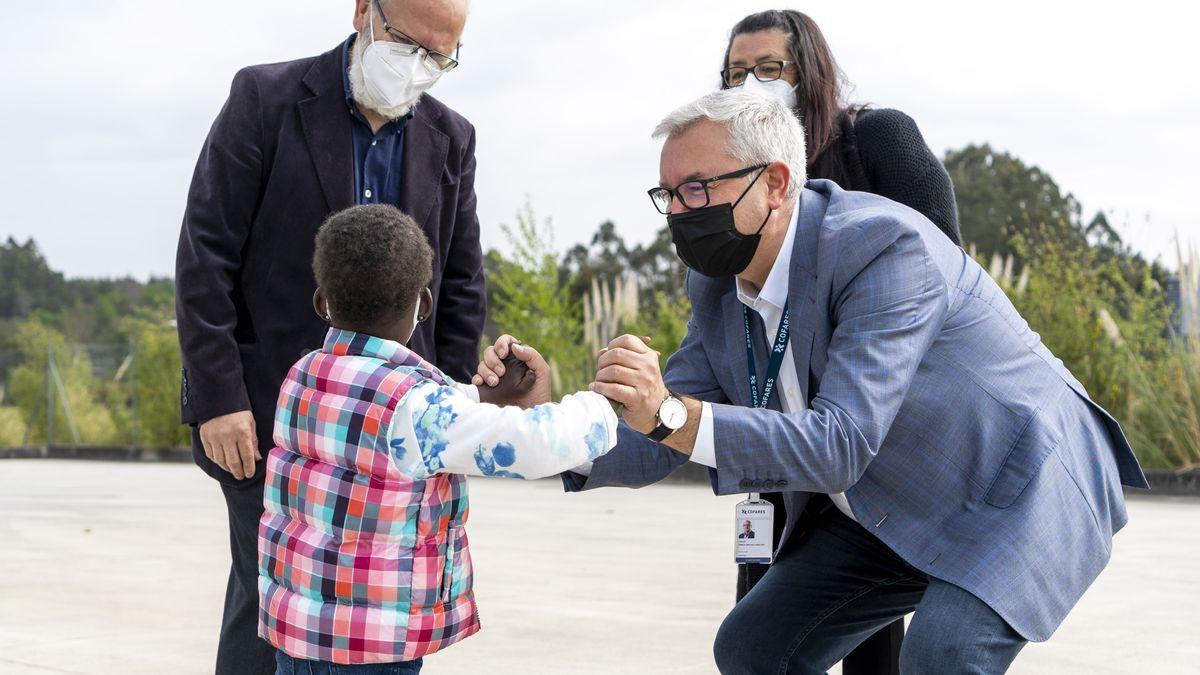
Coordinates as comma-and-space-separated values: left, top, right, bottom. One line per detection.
744, 302, 791, 410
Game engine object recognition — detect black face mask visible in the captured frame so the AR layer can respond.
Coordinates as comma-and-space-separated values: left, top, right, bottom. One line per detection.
668, 169, 771, 278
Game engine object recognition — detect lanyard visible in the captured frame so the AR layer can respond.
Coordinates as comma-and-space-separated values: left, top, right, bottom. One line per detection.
743, 302, 791, 410
742, 300, 790, 520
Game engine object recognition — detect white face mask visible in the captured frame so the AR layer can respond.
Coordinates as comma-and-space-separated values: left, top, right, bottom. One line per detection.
357, 5, 442, 117
740, 75, 798, 110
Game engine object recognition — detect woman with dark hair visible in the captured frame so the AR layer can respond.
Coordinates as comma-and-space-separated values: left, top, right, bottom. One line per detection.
719, 9, 961, 675
721, 9, 961, 244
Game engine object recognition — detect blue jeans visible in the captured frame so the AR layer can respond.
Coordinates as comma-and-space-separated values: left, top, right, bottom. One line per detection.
714, 508, 1026, 674
275, 653, 422, 675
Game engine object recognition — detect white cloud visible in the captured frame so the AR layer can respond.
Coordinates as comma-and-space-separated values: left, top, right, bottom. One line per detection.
0, 0, 1196, 278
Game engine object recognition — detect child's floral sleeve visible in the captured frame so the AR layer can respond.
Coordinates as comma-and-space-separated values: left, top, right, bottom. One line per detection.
385, 380, 619, 480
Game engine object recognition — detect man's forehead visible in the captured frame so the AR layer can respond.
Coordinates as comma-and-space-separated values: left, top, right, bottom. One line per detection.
659, 121, 734, 183
381, 0, 466, 51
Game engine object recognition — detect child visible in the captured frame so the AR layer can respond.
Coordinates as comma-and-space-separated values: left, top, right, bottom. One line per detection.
258, 204, 618, 673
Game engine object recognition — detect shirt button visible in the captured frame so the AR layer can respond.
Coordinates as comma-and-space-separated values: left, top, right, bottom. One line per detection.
364, 188, 373, 199
371, 139, 378, 146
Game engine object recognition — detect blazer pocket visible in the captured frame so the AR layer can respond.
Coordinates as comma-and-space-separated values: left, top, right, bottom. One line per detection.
983, 408, 1061, 508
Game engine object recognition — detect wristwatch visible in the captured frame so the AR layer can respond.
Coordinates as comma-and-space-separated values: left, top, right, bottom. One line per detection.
647, 392, 688, 442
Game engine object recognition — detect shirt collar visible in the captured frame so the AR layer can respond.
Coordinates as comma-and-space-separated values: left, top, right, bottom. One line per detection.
736, 202, 799, 313
322, 327, 448, 384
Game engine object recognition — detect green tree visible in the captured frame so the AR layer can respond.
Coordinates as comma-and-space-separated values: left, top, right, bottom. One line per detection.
563, 223, 686, 311
116, 309, 189, 448
0, 238, 70, 321
487, 204, 590, 395
0, 407, 26, 447
8, 319, 119, 445
946, 144, 1087, 262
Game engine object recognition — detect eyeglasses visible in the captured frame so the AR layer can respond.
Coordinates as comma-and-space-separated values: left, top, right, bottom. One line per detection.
647, 165, 767, 215
720, 60, 795, 88
373, 0, 461, 72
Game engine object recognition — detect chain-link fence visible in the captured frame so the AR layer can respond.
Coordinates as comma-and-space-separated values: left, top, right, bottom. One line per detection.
0, 335, 187, 449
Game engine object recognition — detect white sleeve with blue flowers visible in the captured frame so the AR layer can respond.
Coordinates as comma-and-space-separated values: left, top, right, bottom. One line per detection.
386, 380, 620, 480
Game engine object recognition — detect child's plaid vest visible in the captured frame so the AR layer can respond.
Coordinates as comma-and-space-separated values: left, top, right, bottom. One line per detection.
258, 329, 480, 664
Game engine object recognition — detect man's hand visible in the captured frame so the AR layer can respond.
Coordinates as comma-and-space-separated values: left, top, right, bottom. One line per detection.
199, 410, 261, 480
590, 334, 668, 434
473, 335, 552, 408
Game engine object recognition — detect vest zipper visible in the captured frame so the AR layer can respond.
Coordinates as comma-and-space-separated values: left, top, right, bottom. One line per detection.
441, 529, 456, 603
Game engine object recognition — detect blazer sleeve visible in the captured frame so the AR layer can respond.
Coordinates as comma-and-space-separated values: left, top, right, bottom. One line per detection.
856, 109, 963, 245
174, 67, 265, 425
708, 222, 948, 495
563, 272, 730, 492
432, 124, 486, 382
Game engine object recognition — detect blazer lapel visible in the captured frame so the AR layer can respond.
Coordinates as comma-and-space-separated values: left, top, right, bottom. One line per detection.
722, 293, 752, 408
400, 108, 449, 232
299, 47, 355, 213
787, 190, 824, 405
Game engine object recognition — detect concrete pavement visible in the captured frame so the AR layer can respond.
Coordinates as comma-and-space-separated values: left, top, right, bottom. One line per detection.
0, 460, 1196, 674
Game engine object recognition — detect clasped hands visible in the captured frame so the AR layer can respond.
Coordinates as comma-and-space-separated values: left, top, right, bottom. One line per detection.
472, 334, 671, 435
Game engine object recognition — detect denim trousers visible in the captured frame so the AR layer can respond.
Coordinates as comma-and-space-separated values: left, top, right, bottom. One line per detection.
714, 508, 1027, 674
275, 653, 423, 675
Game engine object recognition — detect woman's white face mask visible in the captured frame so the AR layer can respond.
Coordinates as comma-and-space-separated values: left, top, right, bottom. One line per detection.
739, 75, 798, 110
352, 5, 442, 118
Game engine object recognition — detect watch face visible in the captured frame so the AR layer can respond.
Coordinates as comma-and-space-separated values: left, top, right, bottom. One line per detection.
659, 397, 688, 430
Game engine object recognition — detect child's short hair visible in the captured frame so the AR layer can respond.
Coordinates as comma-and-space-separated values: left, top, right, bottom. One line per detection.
312, 204, 433, 326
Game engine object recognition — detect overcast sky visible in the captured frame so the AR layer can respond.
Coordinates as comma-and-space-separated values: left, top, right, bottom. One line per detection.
1, 0, 1197, 280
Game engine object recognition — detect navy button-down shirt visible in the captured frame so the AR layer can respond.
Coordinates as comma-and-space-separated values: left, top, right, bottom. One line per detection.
342, 35, 411, 206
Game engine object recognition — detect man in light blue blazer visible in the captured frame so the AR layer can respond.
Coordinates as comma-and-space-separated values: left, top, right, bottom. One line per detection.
478, 91, 1148, 673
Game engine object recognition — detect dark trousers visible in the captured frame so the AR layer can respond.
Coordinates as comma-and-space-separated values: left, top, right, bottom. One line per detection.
737, 494, 904, 675
217, 481, 277, 675
720, 508, 1025, 674
276, 653, 423, 674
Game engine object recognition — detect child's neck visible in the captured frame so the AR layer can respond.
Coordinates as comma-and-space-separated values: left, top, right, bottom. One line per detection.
331, 319, 409, 346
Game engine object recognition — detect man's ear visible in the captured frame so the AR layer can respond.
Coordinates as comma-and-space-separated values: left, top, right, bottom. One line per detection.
764, 161, 792, 210
313, 287, 331, 322
417, 287, 434, 322
352, 0, 370, 33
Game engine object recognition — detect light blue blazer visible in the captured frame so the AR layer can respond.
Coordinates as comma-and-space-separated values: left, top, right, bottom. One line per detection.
564, 179, 1148, 642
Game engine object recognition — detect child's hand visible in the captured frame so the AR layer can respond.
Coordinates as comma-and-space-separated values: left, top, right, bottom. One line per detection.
474, 335, 552, 409
482, 354, 535, 405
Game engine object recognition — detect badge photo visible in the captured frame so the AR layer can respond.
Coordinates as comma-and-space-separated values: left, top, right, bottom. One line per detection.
734, 498, 775, 564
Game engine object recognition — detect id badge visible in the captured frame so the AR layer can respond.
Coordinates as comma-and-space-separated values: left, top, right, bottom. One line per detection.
734, 496, 775, 564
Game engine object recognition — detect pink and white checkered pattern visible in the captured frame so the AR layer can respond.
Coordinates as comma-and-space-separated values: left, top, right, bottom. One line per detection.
258, 329, 480, 664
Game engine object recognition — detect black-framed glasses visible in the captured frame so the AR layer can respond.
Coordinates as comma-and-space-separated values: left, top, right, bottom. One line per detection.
647, 164, 767, 215
373, 0, 461, 72
720, 60, 795, 88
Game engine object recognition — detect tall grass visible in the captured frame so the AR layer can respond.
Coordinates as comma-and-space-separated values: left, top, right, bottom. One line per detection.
1122, 239, 1200, 471
986, 235, 1199, 471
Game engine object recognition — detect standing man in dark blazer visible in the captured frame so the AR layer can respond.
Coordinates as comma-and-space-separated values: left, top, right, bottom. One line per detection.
174, 1, 483, 672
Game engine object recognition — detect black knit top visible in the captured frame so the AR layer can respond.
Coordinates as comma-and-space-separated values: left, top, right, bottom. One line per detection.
810, 108, 962, 245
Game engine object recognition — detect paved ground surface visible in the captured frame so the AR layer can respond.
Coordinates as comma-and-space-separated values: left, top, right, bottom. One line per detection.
0, 460, 1197, 674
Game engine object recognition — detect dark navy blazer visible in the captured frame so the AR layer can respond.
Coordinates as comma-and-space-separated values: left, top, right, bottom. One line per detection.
175, 42, 485, 485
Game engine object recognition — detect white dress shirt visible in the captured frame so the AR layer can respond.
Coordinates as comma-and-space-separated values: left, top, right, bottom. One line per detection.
689, 205, 856, 521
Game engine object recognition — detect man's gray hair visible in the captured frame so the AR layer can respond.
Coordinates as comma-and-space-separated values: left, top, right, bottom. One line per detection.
652, 90, 807, 197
